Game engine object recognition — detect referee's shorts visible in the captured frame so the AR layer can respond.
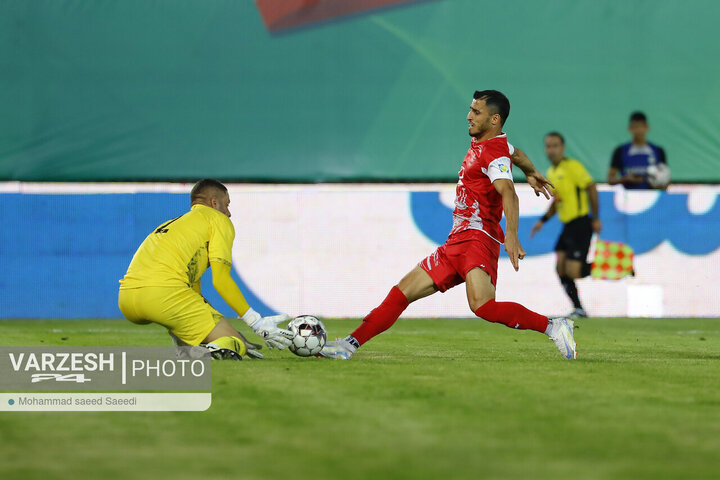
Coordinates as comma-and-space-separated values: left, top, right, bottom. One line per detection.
118, 286, 223, 345
554, 215, 593, 261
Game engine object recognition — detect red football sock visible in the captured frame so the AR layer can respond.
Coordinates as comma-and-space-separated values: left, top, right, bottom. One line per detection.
474, 299, 549, 333
351, 286, 409, 345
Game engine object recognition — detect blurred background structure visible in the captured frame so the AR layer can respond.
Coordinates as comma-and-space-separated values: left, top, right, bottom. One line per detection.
2, 0, 719, 182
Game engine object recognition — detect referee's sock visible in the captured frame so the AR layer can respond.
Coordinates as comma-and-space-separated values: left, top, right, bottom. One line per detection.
560, 275, 583, 309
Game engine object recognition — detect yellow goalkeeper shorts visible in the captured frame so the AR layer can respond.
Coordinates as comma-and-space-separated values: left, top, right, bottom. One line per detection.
118, 286, 223, 346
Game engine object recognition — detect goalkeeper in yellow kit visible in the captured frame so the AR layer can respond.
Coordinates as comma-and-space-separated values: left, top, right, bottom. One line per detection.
118, 178, 292, 360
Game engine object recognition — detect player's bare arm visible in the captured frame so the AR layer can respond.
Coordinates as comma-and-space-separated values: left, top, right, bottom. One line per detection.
587, 182, 602, 233
530, 200, 557, 238
511, 148, 555, 199
493, 178, 526, 271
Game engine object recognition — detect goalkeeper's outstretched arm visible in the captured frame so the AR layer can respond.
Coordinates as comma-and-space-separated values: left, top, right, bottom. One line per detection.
210, 261, 292, 349
210, 260, 251, 317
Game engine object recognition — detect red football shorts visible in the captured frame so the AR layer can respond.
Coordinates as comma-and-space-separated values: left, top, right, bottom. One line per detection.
419, 232, 501, 291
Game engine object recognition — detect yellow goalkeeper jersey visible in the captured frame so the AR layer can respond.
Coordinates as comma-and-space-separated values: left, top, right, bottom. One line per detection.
547, 158, 594, 224
120, 204, 234, 289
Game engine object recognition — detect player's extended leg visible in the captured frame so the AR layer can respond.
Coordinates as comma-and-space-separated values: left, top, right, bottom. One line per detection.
467, 267, 548, 332
352, 266, 437, 343
320, 266, 438, 360
467, 267, 576, 359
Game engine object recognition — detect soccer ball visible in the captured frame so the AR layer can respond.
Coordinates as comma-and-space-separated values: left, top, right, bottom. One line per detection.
287, 315, 327, 357
647, 163, 671, 188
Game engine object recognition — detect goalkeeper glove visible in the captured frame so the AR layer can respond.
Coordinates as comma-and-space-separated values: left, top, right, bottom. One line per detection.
244, 339, 265, 359
242, 308, 293, 350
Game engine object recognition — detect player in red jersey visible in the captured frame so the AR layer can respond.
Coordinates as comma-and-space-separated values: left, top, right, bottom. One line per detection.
321, 90, 577, 360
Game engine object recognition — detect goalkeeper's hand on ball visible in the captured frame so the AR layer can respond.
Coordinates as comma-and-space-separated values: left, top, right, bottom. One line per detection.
242, 309, 293, 350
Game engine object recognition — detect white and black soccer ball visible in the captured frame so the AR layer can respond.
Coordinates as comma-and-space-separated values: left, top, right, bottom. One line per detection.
647, 163, 671, 188
288, 315, 327, 357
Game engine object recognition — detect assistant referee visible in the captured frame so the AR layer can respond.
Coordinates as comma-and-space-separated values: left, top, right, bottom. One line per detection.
530, 132, 601, 318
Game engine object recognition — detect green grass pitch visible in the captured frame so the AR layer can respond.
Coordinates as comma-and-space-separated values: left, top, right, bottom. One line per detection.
1, 317, 719, 480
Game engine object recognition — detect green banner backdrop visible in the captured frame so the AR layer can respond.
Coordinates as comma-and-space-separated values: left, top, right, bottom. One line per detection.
1, 0, 718, 182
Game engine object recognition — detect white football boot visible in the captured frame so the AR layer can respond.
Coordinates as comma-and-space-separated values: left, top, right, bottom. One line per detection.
318, 339, 354, 360
548, 317, 577, 359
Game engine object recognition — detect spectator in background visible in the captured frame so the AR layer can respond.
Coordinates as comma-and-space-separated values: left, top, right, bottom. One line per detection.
531, 132, 601, 318
607, 111, 668, 189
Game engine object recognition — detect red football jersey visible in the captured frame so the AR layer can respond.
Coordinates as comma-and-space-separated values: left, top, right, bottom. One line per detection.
447, 133, 514, 245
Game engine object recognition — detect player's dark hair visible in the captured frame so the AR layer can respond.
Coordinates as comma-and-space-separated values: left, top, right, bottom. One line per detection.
473, 90, 510, 126
191, 178, 227, 203
629, 111, 647, 123
545, 131, 565, 144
